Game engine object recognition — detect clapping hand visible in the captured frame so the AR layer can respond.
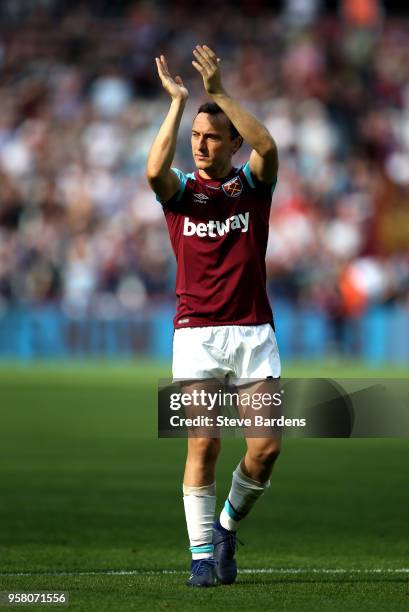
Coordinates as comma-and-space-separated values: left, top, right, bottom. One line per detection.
155, 55, 188, 101
192, 45, 224, 96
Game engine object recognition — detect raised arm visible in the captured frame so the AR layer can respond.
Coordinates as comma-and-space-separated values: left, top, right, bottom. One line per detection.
146, 55, 188, 202
192, 45, 278, 183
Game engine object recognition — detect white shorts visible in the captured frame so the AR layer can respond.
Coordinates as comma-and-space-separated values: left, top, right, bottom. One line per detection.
172, 323, 281, 384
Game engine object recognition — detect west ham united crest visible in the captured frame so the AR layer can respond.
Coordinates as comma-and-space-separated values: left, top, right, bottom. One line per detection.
222, 175, 243, 198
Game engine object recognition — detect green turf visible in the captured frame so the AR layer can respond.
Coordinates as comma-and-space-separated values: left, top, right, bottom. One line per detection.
0, 361, 408, 610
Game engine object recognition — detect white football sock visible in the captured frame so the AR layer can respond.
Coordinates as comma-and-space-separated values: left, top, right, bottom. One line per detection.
220, 463, 270, 532
183, 482, 216, 559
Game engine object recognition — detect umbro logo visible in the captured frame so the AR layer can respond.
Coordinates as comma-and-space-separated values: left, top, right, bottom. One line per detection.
193, 193, 209, 204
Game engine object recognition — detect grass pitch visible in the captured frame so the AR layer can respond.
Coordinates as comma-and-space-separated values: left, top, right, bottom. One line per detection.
0, 361, 408, 610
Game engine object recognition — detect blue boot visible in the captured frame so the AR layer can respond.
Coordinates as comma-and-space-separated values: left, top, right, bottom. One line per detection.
186, 558, 217, 587
213, 520, 241, 585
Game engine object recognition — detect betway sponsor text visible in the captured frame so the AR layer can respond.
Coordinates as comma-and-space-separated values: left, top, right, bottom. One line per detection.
183, 212, 250, 237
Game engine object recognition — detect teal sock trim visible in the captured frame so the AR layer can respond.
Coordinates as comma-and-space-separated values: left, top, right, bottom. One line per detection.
190, 544, 214, 554
224, 499, 244, 521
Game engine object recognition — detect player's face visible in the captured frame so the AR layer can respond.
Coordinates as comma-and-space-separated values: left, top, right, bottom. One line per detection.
191, 113, 240, 176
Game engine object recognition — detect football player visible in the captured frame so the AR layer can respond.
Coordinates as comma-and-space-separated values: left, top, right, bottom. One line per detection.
147, 45, 281, 587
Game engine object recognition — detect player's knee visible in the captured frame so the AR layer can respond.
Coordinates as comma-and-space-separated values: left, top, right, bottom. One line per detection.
188, 437, 221, 463
248, 441, 280, 467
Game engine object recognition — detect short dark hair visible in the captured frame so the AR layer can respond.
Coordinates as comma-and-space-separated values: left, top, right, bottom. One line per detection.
196, 102, 242, 142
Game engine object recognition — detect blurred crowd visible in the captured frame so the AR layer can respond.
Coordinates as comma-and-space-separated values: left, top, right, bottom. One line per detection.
0, 0, 409, 321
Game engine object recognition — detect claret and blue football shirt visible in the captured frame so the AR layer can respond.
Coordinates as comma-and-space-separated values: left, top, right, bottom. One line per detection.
158, 162, 277, 329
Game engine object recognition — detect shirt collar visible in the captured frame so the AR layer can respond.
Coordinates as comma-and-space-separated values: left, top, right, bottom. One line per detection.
194, 167, 238, 188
